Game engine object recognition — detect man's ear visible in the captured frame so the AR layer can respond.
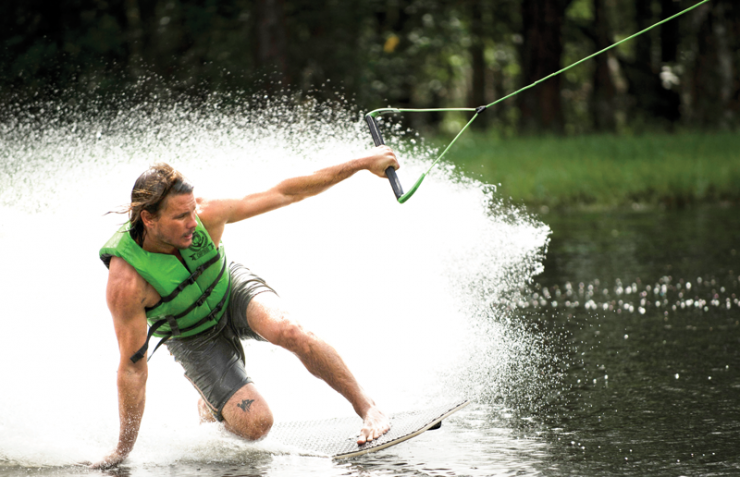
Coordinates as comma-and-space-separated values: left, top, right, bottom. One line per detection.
140, 209, 157, 228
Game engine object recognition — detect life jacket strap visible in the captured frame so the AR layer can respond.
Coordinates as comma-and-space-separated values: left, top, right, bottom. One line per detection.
168, 258, 228, 321
129, 270, 232, 363
165, 315, 181, 336
130, 320, 167, 363
147, 251, 222, 311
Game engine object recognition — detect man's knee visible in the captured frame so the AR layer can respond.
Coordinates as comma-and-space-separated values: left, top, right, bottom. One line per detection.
222, 384, 274, 441
273, 319, 314, 354
230, 408, 274, 441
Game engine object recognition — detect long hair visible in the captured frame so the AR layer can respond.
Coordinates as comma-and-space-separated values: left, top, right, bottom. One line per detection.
119, 163, 194, 244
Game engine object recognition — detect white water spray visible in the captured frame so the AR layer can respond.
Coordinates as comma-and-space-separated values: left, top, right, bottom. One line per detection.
0, 94, 550, 469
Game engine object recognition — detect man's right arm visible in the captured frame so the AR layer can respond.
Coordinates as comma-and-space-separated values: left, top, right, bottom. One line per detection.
196, 145, 399, 244
89, 257, 149, 469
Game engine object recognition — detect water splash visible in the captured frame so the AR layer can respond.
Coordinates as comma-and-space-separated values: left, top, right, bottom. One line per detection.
0, 92, 551, 469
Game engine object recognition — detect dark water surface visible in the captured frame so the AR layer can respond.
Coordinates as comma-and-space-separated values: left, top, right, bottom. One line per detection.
531, 205, 740, 476
2, 206, 738, 477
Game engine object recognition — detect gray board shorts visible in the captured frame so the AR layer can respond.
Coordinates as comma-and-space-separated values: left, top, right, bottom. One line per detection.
165, 262, 276, 421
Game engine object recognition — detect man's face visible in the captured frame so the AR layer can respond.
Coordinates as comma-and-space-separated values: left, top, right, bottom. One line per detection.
146, 192, 198, 251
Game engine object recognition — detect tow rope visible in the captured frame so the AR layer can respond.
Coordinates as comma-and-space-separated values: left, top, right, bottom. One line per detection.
365, 0, 711, 203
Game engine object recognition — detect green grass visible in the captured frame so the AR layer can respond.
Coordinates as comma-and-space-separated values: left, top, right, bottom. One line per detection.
432, 131, 740, 209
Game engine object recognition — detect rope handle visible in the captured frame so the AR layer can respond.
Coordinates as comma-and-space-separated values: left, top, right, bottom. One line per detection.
365, 114, 404, 199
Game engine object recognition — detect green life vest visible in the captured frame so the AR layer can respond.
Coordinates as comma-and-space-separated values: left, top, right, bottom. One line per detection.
99, 216, 230, 362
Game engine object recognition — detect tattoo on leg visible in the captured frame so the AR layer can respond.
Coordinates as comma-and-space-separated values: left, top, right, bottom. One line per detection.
237, 399, 254, 413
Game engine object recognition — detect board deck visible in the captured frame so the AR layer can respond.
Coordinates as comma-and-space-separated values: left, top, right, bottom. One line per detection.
269, 400, 469, 459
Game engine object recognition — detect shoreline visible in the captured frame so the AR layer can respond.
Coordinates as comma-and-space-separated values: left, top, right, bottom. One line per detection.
431, 131, 740, 211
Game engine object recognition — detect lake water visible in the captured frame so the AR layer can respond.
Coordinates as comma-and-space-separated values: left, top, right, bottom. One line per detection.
523, 206, 740, 476
0, 97, 737, 476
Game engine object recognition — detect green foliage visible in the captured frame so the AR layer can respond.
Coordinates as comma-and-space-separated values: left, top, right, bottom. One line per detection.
438, 131, 740, 208
0, 0, 737, 133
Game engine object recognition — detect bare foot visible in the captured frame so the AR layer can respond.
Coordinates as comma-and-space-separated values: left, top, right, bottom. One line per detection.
357, 406, 390, 445
198, 398, 217, 423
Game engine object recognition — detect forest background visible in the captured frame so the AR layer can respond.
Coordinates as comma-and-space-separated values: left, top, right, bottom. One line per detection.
2, 0, 738, 207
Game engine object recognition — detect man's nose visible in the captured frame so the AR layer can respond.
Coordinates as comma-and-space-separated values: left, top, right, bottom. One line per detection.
187, 213, 198, 229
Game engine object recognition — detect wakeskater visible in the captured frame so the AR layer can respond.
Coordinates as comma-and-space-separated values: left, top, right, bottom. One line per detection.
89, 146, 398, 469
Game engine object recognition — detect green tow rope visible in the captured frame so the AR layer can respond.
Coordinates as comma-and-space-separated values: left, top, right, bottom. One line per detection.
366, 0, 710, 204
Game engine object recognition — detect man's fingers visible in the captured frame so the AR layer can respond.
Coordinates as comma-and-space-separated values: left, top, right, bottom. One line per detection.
370, 145, 400, 178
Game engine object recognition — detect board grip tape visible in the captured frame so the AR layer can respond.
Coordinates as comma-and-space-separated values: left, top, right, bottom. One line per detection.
365, 115, 404, 199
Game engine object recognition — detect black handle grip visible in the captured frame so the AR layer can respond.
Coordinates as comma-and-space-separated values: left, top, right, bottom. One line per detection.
365, 115, 404, 199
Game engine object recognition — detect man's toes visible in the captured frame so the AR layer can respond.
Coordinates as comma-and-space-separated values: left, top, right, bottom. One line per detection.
358, 427, 373, 445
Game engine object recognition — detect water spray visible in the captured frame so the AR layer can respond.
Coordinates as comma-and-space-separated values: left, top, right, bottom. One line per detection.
366, 0, 711, 204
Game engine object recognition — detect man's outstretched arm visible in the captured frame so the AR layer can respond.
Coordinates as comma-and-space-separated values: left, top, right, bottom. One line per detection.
89, 258, 150, 469
198, 145, 398, 235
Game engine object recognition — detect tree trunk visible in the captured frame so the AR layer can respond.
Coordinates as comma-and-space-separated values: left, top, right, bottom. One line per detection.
518, 0, 570, 134
124, 0, 144, 78
634, 0, 655, 69
621, 0, 680, 126
470, 0, 488, 129
691, 0, 733, 128
660, 0, 680, 63
729, 0, 740, 122
590, 0, 616, 132
255, 0, 289, 86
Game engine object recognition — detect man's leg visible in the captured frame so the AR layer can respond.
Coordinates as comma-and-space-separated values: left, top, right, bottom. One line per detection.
245, 293, 390, 444
220, 383, 273, 440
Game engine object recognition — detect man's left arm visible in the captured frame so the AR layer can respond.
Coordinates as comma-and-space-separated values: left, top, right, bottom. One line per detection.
199, 145, 398, 232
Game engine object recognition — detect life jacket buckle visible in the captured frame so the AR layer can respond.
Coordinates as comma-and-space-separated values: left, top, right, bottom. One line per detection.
165, 315, 182, 336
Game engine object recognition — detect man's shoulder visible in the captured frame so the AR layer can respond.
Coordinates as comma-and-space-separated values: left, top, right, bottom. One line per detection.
106, 257, 150, 302
194, 197, 227, 244
195, 197, 221, 224
106, 256, 163, 312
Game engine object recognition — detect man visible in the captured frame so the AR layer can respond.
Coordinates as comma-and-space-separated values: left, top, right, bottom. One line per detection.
91, 146, 399, 469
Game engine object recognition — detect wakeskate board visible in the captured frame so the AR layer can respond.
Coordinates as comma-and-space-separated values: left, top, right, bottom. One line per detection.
269, 400, 469, 459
